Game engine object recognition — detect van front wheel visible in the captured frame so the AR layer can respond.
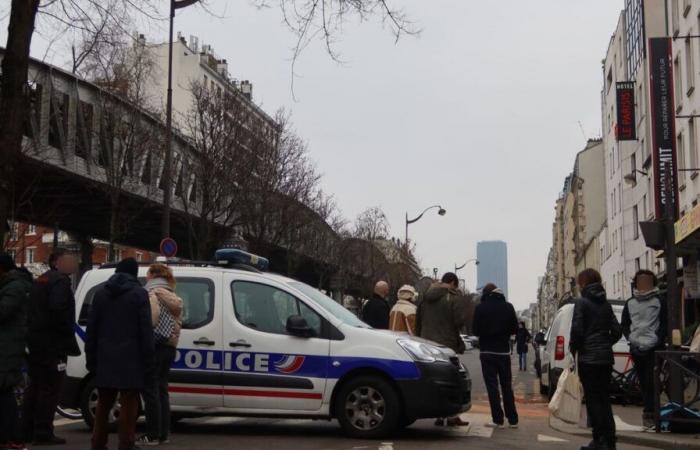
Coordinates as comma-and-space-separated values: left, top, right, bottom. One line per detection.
334, 375, 400, 439
79, 379, 121, 431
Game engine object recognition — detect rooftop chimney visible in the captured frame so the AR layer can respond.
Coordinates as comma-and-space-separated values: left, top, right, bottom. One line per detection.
240, 80, 252, 100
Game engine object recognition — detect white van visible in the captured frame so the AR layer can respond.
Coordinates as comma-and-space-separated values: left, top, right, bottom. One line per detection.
539, 300, 630, 397
60, 250, 471, 438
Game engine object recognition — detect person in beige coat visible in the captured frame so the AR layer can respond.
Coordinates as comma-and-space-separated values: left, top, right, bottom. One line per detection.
389, 285, 418, 335
138, 264, 183, 446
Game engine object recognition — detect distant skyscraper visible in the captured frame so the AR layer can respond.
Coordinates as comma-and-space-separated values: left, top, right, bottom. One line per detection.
477, 240, 508, 298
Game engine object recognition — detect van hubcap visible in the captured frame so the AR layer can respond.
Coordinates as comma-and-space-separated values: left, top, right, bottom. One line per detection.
345, 386, 385, 430
88, 388, 121, 424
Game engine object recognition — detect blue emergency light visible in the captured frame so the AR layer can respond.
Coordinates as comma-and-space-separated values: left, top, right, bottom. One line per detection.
214, 248, 270, 272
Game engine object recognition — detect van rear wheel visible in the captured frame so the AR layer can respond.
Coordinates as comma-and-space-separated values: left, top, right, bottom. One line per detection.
334, 375, 400, 439
80, 379, 121, 431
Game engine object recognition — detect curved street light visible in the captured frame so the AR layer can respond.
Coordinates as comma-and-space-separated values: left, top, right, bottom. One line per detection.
454, 258, 479, 273
405, 205, 446, 245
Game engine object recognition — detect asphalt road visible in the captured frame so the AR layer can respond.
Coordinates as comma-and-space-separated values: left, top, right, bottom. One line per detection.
44, 350, 661, 450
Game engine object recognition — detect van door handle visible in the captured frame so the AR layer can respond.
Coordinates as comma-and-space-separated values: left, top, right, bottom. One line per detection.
193, 338, 215, 346
229, 340, 252, 348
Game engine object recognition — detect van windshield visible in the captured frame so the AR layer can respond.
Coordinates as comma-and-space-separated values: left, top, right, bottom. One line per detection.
289, 281, 367, 328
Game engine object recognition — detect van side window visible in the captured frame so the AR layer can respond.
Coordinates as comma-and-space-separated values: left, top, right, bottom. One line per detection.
78, 277, 214, 329
77, 282, 106, 326
231, 281, 321, 337
176, 278, 215, 329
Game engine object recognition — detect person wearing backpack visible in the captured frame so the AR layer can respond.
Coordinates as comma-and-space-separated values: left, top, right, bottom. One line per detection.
137, 264, 183, 446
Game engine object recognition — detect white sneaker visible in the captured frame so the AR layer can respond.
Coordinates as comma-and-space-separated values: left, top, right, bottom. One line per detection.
508, 423, 519, 429
485, 422, 505, 428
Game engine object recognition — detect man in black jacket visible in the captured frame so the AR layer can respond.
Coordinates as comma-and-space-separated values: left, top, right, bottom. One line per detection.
473, 283, 519, 428
0, 253, 32, 449
361, 281, 390, 329
570, 269, 622, 450
86, 258, 154, 450
22, 249, 80, 445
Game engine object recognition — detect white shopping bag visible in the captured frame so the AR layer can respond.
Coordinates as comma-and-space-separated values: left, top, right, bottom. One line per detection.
548, 356, 582, 424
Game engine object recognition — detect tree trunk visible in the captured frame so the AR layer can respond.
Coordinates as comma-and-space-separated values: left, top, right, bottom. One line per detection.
0, 0, 41, 243
108, 193, 120, 262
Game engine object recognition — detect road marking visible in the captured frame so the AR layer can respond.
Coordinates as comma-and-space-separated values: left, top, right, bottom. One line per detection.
54, 418, 81, 427
449, 413, 494, 438
537, 434, 568, 442
614, 415, 643, 432
378, 442, 393, 450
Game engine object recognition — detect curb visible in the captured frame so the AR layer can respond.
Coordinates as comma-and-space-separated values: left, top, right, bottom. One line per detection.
548, 416, 700, 450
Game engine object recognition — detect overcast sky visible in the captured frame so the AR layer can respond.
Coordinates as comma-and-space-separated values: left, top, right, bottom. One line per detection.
3, 1, 626, 310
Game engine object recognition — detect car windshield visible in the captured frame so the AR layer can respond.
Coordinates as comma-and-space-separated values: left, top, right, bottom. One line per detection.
289, 281, 367, 328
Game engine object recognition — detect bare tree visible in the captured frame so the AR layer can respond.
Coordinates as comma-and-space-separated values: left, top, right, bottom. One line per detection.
80, 33, 161, 260
180, 79, 245, 259
0, 0, 414, 243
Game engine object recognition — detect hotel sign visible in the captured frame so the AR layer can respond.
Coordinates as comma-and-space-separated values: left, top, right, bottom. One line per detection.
616, 82, 636, 141
648, 37, 679, 220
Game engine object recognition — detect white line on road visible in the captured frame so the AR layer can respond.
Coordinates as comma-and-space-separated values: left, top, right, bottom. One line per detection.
537, 434, 568, 442
378, 442, 394, 450
54, 418, 81, 427
614, 415, 643, 432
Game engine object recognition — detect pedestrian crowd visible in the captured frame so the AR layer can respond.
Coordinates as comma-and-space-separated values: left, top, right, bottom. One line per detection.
0, 250, 183, 450
366, 272, 520, 429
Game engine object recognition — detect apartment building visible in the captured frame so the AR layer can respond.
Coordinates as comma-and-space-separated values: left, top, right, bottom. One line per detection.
4, 222, 155, 275
599, 1, 667, 300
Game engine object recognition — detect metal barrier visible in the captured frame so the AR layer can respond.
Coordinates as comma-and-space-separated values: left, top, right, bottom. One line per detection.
653, 350, 700, 433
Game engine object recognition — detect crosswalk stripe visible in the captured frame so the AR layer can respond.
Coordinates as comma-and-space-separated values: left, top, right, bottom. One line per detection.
537, 434, 568, 442
614, 415, 643, 432
54, 418, 81, 427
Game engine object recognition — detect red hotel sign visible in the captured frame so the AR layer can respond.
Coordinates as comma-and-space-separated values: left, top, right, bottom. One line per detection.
616, 82, 636, 141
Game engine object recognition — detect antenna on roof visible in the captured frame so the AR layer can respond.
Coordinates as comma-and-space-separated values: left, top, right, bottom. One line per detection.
577, 121, 587, 141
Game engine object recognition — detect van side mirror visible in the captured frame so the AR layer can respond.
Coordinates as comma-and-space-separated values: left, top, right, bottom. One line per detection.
286, 315, 315, 338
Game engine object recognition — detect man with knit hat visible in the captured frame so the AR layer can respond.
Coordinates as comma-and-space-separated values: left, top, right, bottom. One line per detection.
389, 285, 418, 335
86, 258, 154, 450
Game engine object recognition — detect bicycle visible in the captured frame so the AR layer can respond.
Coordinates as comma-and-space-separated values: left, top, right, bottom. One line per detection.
658, 347, 700, 405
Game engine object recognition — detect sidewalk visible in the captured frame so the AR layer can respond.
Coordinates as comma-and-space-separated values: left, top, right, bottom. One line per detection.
549, 404, 700, 450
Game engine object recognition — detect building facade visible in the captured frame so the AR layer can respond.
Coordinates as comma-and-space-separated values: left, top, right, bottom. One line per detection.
476, 240, 508, 297
4, 222, 155, 275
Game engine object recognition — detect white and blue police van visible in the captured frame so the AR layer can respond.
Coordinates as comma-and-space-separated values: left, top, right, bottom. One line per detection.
61, 249, 471, 438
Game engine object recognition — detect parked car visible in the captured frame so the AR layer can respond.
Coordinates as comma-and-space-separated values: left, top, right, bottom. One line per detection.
539, 300, 629, 397
61, 249, 472, 439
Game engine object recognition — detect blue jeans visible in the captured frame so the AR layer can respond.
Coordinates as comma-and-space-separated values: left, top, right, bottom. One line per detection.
518, 352, 527, 370
480, 353, 518, 425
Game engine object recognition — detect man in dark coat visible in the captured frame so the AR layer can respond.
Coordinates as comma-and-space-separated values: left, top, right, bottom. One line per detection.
86, 258, 154, 450
473, 283, 519, 428
570, 269, 622, 450
0, 253, 32, 449
22, 248, 80, 445
515, 322, 531, 371
361, 280, 391, 329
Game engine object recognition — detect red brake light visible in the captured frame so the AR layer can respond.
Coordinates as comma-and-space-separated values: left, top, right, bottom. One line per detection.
555, 336, 565, 360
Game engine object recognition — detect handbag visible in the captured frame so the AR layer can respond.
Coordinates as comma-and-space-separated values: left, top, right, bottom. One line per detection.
548, 355, 582, 424
154, 300, 176, 344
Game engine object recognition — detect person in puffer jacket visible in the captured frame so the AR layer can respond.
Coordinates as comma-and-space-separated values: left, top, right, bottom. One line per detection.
389, 285, 418, 335
138, 264, 184, 446
570, 269, 622, 450
621, 270, 667, 431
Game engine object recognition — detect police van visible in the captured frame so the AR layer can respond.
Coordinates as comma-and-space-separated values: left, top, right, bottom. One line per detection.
61, 250, 471, 438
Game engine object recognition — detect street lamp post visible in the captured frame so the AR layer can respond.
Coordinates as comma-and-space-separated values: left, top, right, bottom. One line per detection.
161, 0, 198, 240
454, 258, 479, 274
405, 205, 446, 246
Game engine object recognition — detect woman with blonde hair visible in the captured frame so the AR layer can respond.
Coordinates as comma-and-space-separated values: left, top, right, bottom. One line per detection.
137, 264, 183, 446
